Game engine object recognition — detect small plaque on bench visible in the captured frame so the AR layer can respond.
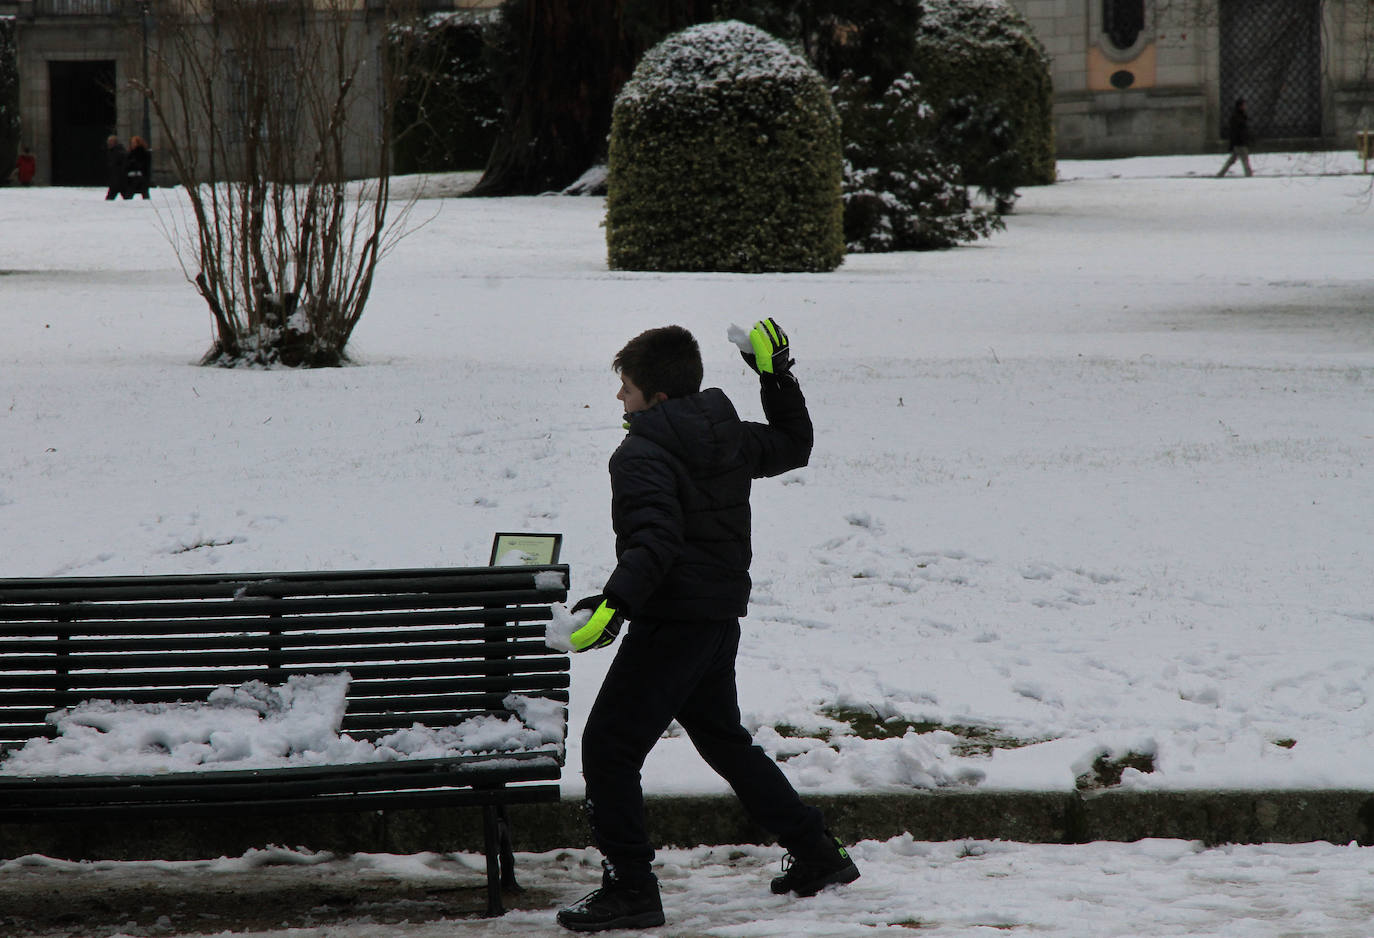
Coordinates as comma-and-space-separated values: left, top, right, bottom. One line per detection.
489, 532, 563, 566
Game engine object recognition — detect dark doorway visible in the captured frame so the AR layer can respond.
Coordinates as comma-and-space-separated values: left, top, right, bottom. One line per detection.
1219, 0, 1322, 141
49, 60, 116, 186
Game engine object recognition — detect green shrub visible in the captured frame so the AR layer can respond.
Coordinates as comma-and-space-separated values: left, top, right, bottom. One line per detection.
836, 73, 1003, 252
718, 0, 923, 89
389, 15, 501, 174
605, 20, 844, 273
913, 0, 1056, 190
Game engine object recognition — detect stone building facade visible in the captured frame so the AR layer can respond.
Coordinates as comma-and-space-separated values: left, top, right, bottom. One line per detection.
9, 0, 498, 187
11, 0, 147, 186
1008, 0, 1373, 158
12, 0, 1374, 182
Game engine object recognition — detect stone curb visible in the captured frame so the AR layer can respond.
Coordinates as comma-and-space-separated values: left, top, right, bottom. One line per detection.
3, 790, 1372, 862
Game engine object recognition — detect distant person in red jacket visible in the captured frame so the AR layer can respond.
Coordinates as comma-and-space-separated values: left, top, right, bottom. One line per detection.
15, 145, 36, 186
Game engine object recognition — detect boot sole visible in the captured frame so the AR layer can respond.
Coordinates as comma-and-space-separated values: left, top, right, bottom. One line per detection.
773, 862, 861, 898
557, 909, 666, 932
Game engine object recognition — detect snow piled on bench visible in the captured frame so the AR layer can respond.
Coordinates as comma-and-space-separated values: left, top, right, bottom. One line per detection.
0, 675, 564, 776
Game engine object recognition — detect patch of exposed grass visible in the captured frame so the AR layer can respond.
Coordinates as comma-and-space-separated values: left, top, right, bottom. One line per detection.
1075, 749, 1156, 790
772, 706, 1053, 757
772, 722, 832, 743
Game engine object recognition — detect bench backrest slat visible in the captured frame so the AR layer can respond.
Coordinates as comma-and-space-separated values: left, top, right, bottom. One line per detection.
0, 655, 565, 689
0, 567, 553, 594
0, 638, 559, 672
0, 616, 548, 643
0, 565, 570, 747
0, 592, 557, 625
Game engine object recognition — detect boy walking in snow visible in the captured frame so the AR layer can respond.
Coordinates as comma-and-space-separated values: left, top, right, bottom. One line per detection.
557, 321, 859, 932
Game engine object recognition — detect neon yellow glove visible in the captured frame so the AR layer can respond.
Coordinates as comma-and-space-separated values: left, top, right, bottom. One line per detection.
569, 594, 625, 652
743, 318, 793, 376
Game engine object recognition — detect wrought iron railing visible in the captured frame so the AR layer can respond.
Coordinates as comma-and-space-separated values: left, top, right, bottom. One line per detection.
1219, 0, 1323, 139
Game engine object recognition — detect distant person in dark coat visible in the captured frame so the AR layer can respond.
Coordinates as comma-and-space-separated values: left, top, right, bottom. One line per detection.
1217, 98, 1254, 177
15, 145, 36, 186
124, 136, 151, 199
104, 136, 127, 199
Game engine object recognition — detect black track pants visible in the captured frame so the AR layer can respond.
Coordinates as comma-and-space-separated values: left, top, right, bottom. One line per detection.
580, 618, 825, 881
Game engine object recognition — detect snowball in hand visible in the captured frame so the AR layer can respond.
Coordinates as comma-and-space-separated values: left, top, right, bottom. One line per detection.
546, 603, 591, 653
727, 323, 754, 354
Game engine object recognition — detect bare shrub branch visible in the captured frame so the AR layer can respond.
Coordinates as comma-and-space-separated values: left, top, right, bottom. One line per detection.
132, 0, 424, 366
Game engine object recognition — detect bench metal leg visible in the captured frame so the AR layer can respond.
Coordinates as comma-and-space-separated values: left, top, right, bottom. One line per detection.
497, 803, 523, 894
482, 804, 505, 916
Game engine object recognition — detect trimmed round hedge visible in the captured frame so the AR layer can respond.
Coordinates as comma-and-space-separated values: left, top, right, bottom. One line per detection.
605, 21, 844, 273
913, 0, 1056, 188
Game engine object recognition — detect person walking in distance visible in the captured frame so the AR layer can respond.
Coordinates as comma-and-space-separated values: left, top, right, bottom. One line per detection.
124, 136, 151, 199
15, 145, 36, 186
556, 321, 860, 933
104, 136, 127, 200
1217, 98, 1254, 177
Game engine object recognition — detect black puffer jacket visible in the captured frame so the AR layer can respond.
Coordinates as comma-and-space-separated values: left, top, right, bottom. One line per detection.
602, 374, 813, 622
1228, 103, 1251, 148
106, 143, 127, 189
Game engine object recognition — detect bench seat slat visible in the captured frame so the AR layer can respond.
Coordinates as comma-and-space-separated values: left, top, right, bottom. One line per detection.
0, 749, 561, 788
0, 784, 564, 822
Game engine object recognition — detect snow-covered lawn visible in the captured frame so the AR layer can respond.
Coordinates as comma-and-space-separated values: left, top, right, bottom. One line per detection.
7, 151, 1369, 795
2, 150, 1373, 934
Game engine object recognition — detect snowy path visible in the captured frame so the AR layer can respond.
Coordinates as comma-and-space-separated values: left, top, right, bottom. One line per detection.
6, 838, 1374, 937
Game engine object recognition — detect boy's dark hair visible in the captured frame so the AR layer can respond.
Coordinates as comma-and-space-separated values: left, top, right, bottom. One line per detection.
614, 325, 703, 400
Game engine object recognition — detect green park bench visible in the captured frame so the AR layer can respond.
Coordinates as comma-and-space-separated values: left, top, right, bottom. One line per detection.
0, 564, 571, 916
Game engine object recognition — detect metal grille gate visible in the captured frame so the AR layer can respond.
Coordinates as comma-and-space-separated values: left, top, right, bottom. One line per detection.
1219, 0, 1324, 140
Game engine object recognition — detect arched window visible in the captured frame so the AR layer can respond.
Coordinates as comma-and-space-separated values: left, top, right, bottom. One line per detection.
1103, 0, 1146, 51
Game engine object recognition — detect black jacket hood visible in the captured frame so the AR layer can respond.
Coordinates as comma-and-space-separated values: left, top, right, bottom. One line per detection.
625, 388, 743, 473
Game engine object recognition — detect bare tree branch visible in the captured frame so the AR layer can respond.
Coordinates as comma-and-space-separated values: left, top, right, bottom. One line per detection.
131, 0, 423, 366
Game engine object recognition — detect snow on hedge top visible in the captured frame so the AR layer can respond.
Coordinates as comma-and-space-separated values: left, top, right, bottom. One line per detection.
920, 0, 1038, 47
0, 674, 565, 777
616, 20, 819, 109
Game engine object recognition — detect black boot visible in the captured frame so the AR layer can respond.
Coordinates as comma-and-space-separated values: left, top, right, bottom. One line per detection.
557, 862, 665, 932
771, 832, 860, 897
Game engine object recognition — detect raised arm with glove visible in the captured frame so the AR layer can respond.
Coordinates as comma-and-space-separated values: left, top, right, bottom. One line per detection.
729, 317, 793, 376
